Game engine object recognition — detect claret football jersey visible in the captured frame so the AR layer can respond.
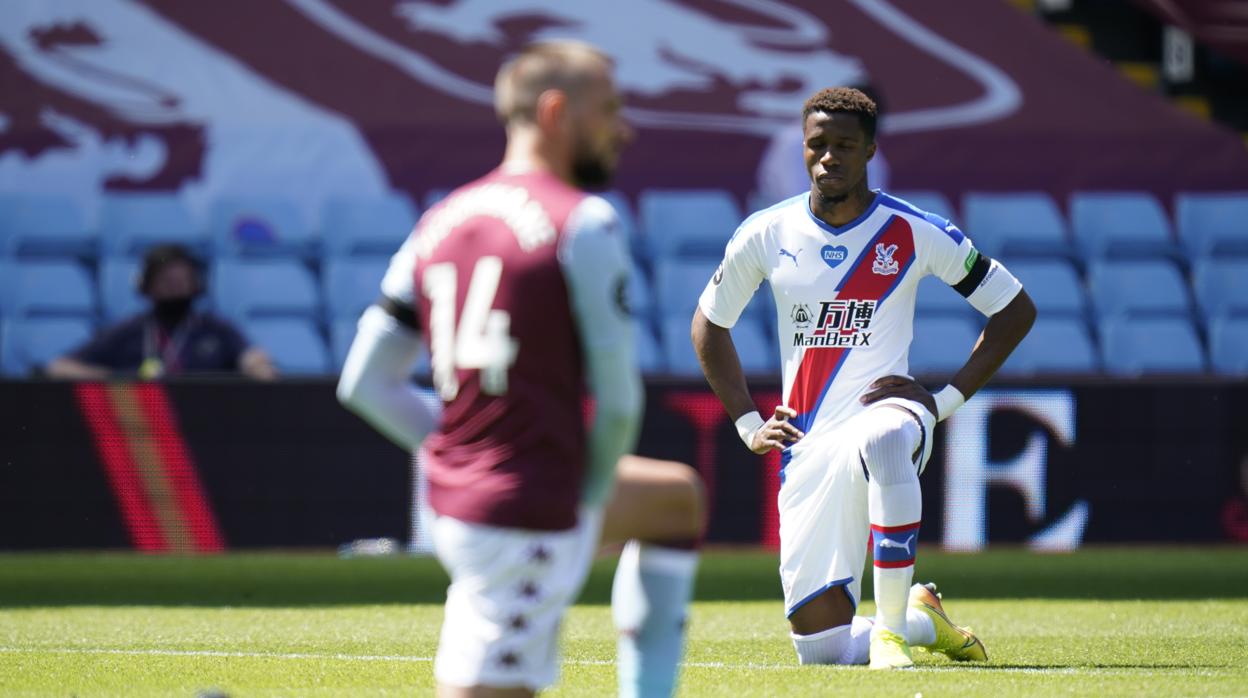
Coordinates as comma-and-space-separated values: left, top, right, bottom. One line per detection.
381, 168, 632, 531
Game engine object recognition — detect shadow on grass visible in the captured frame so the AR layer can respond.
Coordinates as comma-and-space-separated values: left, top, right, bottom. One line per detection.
0, 548, 1245, 608
947, 663, 1233, 671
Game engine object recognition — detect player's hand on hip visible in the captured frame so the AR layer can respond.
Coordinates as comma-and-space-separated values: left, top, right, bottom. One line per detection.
750, 406, 804, 454
859, 375, 937, 417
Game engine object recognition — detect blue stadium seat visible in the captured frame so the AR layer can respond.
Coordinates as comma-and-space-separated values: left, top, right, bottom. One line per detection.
892, 190, 957, 223
1087, 260, 1190, 320
1008, 259, 1086, 319
635, 323, 664, 375
999, 317, 1098, 376
1209, 317, 1248, 376
598, 190, 645, 266
1192, 259, 1248, 324
640, 189, 742, 259
0, 259, 10, 308
619, 264, 651, 322
0, 194, 94, 258
652, 257, 769, 329
0, 317, 93, 376
0, 260, 95, 319
749, 282, 778, 332
321, 193, 418, 258
661, 316, 702, 377
915, 275, 973, 318
209, 196, 313, 258
746, 190, 785, 216
329, 318, 357, 370
1070, 192, 1178, 261
653, 258, 720, 325
211, 259, 320, 322
732, 319, 777, 376
660, 314, 770, 377
98, 256, 145, 321
1100, 317, 1206, 375
323, 257, 388, 320
99, 193, 203, 257
244, 319, 330, 376
910, 316, 982, 375
1175, 192, 1248, 259
961, 192, 1068, 260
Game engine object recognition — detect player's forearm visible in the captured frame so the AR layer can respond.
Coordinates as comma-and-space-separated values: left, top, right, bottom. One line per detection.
337, 305, 439, 451
691, 308, 756, 421
239, 347, 278, 381
45, 357, 110, 380
582, 380, 643, 506
951, 289, 1036, 398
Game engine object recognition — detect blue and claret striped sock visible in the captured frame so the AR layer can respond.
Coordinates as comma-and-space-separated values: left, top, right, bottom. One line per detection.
612, 540, 699, 698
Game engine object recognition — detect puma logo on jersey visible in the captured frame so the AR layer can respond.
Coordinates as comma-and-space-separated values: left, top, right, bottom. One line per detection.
779, 248, 801, 266
873, 243, 900, 275
878, 534, 915, 555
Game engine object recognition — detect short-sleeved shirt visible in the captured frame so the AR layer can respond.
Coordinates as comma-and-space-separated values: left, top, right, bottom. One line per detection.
699, 191, 1020, 437
380, 168, 632, 532
70, 311, 250, 375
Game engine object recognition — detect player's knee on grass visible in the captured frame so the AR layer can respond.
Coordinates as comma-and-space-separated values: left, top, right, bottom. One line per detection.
858, 406, 922, 486
791, 616, 873, 665
787, 585, 856, 636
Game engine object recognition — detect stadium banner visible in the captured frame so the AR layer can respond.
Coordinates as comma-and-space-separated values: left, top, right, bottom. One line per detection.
3, 0, 1247, 222
1, 379, 1246, 551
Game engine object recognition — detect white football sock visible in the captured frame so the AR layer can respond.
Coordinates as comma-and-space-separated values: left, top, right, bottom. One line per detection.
861, 407, 923, 638
906, 607, 936, 647
792, 613, 930, 665
791, 624, 851, 665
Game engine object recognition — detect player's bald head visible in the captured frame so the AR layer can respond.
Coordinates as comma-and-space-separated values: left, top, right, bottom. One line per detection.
494, 40, 614, 125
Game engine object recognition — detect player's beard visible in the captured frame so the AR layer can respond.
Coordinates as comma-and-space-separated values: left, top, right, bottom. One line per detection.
815, 190, 851, 206
571, 154, 612, 190
569, 135, 614, 190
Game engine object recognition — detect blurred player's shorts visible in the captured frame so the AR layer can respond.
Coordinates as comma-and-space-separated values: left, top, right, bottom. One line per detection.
432, 507, 603, 690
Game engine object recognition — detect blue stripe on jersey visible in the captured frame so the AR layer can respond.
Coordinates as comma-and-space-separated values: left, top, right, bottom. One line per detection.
878, 192, 966, 244
805, 191, 884, 236
779, 448, 793, 486
876, 250, 918, 307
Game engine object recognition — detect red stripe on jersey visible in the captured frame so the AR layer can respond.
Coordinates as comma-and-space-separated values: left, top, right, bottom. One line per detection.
787, 216, 917, 421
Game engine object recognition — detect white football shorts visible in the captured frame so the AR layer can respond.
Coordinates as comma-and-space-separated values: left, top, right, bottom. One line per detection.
431, 507, 603, 691
777, 397, 934, 617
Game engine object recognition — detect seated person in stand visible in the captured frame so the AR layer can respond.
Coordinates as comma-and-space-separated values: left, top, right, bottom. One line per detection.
46, 244, 276, 381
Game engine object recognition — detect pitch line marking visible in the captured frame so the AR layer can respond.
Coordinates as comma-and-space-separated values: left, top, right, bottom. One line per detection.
0, 647, 1221, 675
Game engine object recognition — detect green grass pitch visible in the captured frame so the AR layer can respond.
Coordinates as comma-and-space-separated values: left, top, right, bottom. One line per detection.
2, 548, 1246, 696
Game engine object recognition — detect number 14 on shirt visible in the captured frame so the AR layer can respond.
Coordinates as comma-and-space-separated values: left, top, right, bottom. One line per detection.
422, 256, 519, 400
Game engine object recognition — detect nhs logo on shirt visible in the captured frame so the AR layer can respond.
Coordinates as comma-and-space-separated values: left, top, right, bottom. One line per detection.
792, 299, 877, 347
820, 244, 848, 269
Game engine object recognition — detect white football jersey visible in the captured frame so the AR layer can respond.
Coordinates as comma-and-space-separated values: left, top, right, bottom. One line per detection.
699, 191, 1021, 437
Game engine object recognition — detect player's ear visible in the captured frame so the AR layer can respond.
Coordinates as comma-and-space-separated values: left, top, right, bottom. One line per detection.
866, 140, 877, 161
534, 88, 568, 132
